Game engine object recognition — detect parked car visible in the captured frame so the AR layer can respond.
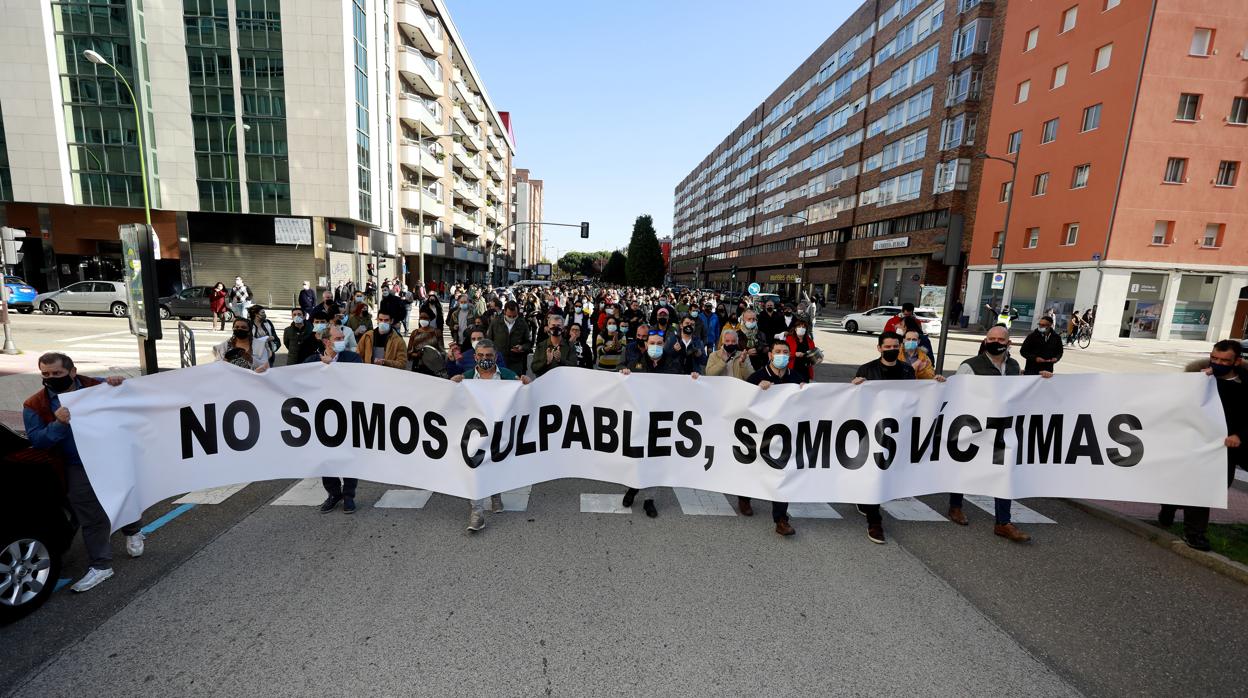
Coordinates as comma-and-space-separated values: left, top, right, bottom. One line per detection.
752, 292, 784, 308
0, 422, 76, 625
34, 281, 128, 317
158, 285, 234, 322
3, 276, 37, 313
842, 305, 944, 335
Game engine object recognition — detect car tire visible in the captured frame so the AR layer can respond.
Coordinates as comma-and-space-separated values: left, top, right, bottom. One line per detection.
844, 320, 858, 333
39, 301, 59, 315
0, 531, 62, 625
159, 306, 171, 320
110, 302, 127, 317
17, 307, 33, 314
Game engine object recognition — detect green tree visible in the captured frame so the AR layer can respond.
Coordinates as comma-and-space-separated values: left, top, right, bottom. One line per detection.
625, 214, 665, 287
602, 250, 627, 284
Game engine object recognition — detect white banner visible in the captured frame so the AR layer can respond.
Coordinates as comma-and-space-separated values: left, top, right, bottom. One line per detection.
58, 363, 1229, 531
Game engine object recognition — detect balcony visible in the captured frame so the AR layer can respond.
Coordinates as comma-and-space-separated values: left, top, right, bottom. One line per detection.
463, 94, 486, 123
453, 143, 485, 181
399, 140, 444, 179
452, 108, 483, 150
400, 182, 445, 218
398, 92, 442, 135
486, 130, 503, 155
486, 154, 505, 179
453, 174, 485, 208
452, 206, 481, 234
396, 1, 444, 56
398, 46, 444, 97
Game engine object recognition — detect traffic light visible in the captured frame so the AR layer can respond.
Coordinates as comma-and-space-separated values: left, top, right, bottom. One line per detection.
731, 264, 737, 280
931, 214, 964, 266
0, 227, 25, 265
580, 222, 589, 238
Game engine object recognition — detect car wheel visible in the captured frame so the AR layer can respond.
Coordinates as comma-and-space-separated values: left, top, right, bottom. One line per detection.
17, 308, 33, 314
110, 302, 127, 317
159, 306, 171, 320
0, 533, 62, 625
39, 301, 59, 315
844, 320, 858, 333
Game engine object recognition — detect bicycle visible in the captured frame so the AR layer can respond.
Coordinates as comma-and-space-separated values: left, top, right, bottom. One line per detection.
1069, 325, 1092, 349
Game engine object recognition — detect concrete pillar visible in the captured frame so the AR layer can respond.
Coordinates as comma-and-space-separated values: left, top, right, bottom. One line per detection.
1033, 269, 1051, 327
1155, 271, 1184, 340
1211, 274, 1248, 342
312, 216, 328, 290
176, 211, 192, 289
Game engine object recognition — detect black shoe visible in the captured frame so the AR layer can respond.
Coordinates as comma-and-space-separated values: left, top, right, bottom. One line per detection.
622, 489, 637, 508
1157, 506, 1175, 528
319, 495, 342, 513
343, 497, 357, 514
643, 499, 657, 518
1185, 533, 1212, 552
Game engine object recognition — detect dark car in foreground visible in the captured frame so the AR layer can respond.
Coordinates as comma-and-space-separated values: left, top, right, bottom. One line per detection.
0, 423, 76, 624
158, 285, 234, 322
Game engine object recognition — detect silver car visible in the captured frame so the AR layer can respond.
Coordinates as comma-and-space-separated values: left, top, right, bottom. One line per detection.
35, 280, 129, 317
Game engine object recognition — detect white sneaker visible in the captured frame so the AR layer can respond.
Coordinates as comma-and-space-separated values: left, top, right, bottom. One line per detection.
490, 494, 505, 513
467, 511, 486, 532
71, 567, 114, 593
126, 532, 146, 558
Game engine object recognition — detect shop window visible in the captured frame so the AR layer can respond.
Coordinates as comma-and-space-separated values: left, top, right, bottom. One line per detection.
1171, 275, 1219, 340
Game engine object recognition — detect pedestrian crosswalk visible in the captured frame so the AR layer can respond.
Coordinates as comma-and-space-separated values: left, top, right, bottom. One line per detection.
57, 327, 231, 368
169, 481, 1058, 524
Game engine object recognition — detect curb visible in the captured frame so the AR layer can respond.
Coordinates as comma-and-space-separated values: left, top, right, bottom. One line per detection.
1065, 498, 1248, 586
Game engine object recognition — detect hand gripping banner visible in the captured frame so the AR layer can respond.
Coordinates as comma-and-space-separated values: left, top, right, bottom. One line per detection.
58, 362, 1229, 531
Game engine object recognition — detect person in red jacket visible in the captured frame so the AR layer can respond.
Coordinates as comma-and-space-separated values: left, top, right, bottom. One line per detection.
784, 317, 817, 381
882, 302, 915, 336
209, 281, 228, 330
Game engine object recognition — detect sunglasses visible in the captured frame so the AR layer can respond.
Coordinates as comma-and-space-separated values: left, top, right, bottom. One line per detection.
648, 329, 665, 337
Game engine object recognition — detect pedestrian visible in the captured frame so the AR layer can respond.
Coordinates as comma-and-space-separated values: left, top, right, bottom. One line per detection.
595, 318, 627, 371
297, 280, 316, 319
566, 322, 594, 369
282, 308, 311, 366
209, 281, 228, 330
213, 317, 270, 372
742, 339, 806, 536
703, 328, 752, 380
851, 332, 947, 543
422, 291, 445, 347
623, 322, 651, 366
532, 314, 574, 377
666, 314, 707, 374
378, 285, 407, 337
356, 310, 407, 368
698, 301, 721, 349
303, 325, 363, 513
1019, 315, 1064, 375
487, 301, 532, 376
406, 309, 442, 359
738, 309, 768, 372
758, 301, 784, 342
901, 328, 936, 379
450, 292, 476, 347
247, 305, 279, 365
949, 325, 1052, 542
785, 317, 817, 381
316, 290, 340, 318
883, 302, 915, 336
1158, 340, 1247, 550
228, 276, 252, 318
22, 352, 141, 592
450, 339, 531, 531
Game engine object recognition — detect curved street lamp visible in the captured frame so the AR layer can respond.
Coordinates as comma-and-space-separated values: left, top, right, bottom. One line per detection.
976, 149, 1020, 318
83, 49, 152, 226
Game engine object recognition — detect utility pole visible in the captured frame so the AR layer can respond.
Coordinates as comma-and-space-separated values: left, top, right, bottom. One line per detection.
932, 214, 965, 374
0, 226, 24, 355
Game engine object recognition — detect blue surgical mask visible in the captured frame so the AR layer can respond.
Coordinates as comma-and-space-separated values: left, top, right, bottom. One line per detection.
646, 344, 664, 360
772, 354, 790, 370
903, 340, 918, 351
377, 322, 390, 333
293, 317, 305, 325
332, 340, 348, 353
313, 322, 327, 333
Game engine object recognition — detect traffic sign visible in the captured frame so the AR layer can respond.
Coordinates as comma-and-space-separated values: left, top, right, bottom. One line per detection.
990, 272, 1006, 290
747, 282, 761, 295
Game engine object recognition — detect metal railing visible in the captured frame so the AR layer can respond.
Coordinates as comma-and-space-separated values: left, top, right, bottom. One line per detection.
178, 321, 196, 368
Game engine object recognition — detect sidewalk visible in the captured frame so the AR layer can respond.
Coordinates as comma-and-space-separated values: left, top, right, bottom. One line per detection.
1087, 473, 1248, 524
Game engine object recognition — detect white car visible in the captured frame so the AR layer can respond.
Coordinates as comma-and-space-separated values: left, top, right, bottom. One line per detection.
842, 305, 944, 336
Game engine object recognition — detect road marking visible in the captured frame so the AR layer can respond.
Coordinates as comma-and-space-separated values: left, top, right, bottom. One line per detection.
174, 483, 248, 504
963, 495, 1056, 524
271, 478, 327, 506
1236, 469, 1247, 484
580, 493, 633, 514
787, 502, 843, 519
673, 487, 736, 515
500, 485, 532, 511
140, 503, 196, 534
881, 497, 948, 521
56, 330, 131, 342
375, 489, 433, 509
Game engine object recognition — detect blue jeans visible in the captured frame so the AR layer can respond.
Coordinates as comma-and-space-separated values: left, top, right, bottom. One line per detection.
949, 493, 1012, 525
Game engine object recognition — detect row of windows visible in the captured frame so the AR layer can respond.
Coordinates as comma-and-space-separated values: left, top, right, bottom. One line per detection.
1177, 95, 1248, 125
1149, 221, 1229, 248
1164, 158, 1240, 187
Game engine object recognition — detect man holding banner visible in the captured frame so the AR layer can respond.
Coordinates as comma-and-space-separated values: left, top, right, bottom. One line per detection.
304, 324, 364, 514
742, 338, 807, 536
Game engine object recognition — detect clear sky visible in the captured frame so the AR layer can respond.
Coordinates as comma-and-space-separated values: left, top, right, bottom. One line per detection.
446, 0, 855, 256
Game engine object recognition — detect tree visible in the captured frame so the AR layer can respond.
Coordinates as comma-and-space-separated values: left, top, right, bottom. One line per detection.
625, 214, 665, 287
602, 251, 627, 284
557, 250, 614, 278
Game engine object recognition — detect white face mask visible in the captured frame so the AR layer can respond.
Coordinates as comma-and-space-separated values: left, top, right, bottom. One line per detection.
419, 319, 431, 328
796, 327, 807, 337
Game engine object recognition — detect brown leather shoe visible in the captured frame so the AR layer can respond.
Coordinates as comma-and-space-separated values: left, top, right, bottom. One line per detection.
775, 518, 795, 536
947, 507, 969, 526
994, 523, 1031, 542
738, 496, 754, 517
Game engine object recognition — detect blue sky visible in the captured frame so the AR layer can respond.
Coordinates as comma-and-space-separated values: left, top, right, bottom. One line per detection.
447, 0, 855, 256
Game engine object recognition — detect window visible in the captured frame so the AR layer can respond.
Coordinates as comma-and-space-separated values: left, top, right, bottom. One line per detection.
1071, 163, 1090, 188
1081, 103, 1102, 131
1041, 118, 1059, 144
1007, 130, 1022, 154
1026, 227, 1040, 248
1105, 0, 1120, 8
1033, 172, 1049, 196
999, 181, 1013, 202
1190, 28, 1213, 56
1202, 223, 1224, 248
1016, 80, 1031, 103
1061, 6, 1078, 33
1216, 160, 1240, 187
933, 159, 971, 193
1152, 220, 1174, 245
1164, 157, 1187, 183
1230, 97, 1247, 125
1052, 63, 1068, 89
1025, 27, 1039, 52
1176, 93, 1201, 121
1063, 223, 1080, 246
1094, 44, 1113, 72
952, 19, 991, 61
940, 113, 977, 149
946, 67, 983, 106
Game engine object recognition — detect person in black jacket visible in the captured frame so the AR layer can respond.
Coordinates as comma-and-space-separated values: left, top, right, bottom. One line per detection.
378, 286, 407, 335
297, 281, 316, 319
566, 322, 594, 368
740, 338, 806, 536
619, 331, 696, 517
1018, 316, 1064, 374
1158, 340, 1248, 551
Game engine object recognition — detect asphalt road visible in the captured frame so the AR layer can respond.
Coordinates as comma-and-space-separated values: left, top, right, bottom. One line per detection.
2, 312, 1244, 697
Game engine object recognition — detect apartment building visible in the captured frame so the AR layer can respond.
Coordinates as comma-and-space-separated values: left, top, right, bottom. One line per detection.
672, 0, 1004, 309
513, 167, 544, 278
0, 0, 514, 302
967, 0, 1248, 342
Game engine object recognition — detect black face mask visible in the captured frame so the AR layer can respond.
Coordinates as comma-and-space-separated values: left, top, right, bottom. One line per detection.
724, 345, 739, 357
1211, 363, 1234, 377
682, 326, 693, 335
233, 328, 250, 339
549, 326, 563, 337
984, 342, 1008, 355
881, 349, 901, 362
43, 374, 74, 393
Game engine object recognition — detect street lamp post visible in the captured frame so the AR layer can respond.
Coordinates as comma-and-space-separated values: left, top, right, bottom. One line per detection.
977, 149, 1020, 323
784, 213, 809, 299
83, 50, 151, 226
225, 122, 250, 212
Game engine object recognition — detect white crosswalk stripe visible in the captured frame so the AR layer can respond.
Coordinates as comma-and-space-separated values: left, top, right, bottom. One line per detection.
375, 489, 433, 509
963, 495, 1056, 524
271, 478, 328, 506
174, 483, 249, 504
580, 493, 633, 514
787, 502, 843, 519
499, 486, 533, 511
880, 497, 949, 521
673, 488, 736, 515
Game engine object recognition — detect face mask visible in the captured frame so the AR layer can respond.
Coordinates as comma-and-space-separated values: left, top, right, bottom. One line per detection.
745, 321, 757, 330
772, 354, 789, 370
313, 322, 327, 333
293, 317, 305, 325
682, 326, 693, 335
621, 325, 630, 334
724, 344, 739, 357
43, 374, 74, 393
1211, 363, 1234, 377
550, 326, 563, 337
784, 313, 793, 319
607, 324, 618, 333
302, 283, 310, 290
332, 340, 348, 353
881, 348, 901, 362
233, 328, 250, 339
419, 319, 431, 328
377, 322, 390, 334
796, 327, 807, 337
383, 290, 391, 296
903, 340, 918, 351
646, 344, 664, 360
1039, 326, 1051, 334
984, 342, 1008, 355
606, 308, 615, 316
470, 340, 481, 350
477, 358, 497, 372
355, 296, 364, 302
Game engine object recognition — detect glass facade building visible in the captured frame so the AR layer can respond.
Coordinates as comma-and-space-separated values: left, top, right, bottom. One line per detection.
236, 0, 289, 214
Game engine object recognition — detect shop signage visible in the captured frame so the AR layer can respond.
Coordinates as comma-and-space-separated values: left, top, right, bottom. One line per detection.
872, 236, 909, 251
798, 248, 820, 258
768, 273, 802, 283
275, 217, 312, 245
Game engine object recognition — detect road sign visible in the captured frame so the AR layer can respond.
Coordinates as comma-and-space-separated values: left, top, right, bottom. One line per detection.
747, 282, 761, 295
991, 272, 1006, 290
